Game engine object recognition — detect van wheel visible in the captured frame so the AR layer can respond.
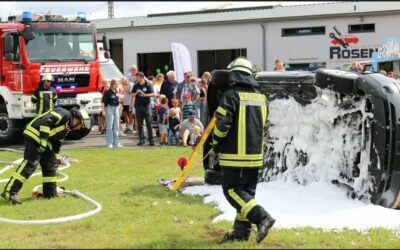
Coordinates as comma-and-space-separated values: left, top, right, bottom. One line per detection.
315, 68, 359, 95
0, 107, 23, 144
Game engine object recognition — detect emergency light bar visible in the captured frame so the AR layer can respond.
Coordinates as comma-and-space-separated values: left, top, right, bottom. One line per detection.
6, 11, 89, 24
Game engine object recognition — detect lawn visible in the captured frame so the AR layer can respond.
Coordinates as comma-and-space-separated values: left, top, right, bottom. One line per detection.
0, 147, 399, 249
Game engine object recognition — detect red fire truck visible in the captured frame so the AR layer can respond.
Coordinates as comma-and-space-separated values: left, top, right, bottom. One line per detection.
0, 12, 106, 143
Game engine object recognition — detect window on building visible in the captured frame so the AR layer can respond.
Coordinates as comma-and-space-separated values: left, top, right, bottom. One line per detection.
282, 26, 325, 36
137, 52, 174, 77
197, 49, 247, 77
348, 23, 375, 33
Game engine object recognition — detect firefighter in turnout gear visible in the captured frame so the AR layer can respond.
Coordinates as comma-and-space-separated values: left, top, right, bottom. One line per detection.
212, 57, 275, 243
31, 73, 58, 115
1, 107, 90, 204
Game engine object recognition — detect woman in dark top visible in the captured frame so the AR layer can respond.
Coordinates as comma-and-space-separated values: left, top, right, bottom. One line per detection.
101, 79, 123, 148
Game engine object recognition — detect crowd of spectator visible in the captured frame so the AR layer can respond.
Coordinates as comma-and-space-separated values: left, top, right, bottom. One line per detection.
100, 66, 211, 148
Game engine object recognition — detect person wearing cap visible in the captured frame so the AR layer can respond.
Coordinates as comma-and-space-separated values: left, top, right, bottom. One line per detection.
180, 110, 204, 146
31, 73, 58, 115
131, 71, 158, 146
1, 107, 90, 204
212, 57, 275, 243
174, 71, 200, 106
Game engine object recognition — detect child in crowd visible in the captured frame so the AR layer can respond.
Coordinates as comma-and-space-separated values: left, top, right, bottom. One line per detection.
182, 92, 196, 121
171, 98, 181, 120
168, 108, 180, 146
158, 97, 169, 145
191, 125, 203, 146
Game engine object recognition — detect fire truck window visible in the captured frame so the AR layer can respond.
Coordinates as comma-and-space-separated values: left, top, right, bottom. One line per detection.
26, 32, 96, 62
11, 34, 20, 62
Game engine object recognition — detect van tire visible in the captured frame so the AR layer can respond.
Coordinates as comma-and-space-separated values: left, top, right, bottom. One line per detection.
315, 68, 359, 95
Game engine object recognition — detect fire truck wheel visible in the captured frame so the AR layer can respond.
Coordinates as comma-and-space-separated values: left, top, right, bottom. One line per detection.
315, 68, 359, 95
65, 127, 91, 140
0, 108, 23, 144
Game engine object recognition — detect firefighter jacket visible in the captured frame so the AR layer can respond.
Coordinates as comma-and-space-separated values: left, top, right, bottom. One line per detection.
23, 107, 71, 154
31, 85, 58, 115
213, 82, 268, 168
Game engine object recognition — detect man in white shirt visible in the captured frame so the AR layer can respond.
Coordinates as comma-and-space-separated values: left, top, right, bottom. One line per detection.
180, 111, 204, 146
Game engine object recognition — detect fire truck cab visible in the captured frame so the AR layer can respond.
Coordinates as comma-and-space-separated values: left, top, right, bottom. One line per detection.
0, 12, 104, 143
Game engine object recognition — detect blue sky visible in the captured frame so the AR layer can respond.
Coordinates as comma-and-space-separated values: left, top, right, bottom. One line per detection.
0, 1, 329, 21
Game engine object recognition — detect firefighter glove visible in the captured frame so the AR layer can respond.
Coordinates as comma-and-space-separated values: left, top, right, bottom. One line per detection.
38, 139, 47, 153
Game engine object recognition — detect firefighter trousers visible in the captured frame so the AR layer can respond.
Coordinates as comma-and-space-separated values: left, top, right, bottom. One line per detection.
3, 136, 58, 199
221, 167, 270, 225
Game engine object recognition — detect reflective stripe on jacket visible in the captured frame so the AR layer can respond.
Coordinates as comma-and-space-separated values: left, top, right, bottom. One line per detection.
213, 84, 268, 168
31, 86, 58, 115
23, 107, 70, 153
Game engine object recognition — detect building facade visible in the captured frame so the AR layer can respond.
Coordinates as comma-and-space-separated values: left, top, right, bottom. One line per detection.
92, 2, 400, 77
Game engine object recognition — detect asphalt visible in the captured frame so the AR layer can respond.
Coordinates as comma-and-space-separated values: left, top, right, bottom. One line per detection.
1, 126, 162, 151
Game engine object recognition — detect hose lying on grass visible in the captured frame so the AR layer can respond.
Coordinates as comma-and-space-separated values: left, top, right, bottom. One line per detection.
0, 148, 102, 224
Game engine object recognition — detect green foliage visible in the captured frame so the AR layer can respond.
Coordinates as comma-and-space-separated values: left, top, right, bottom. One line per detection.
0, 147, 399, 248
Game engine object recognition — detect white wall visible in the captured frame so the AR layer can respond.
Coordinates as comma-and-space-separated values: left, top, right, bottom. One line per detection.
100, 22, 262, 75
265, 13, 400, 70
98, 12, 400, 74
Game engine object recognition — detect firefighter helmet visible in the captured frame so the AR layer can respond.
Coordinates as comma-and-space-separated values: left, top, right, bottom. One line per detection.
41, 73, 54, 82
71, 109, 91, 128
227, 57, 253, 75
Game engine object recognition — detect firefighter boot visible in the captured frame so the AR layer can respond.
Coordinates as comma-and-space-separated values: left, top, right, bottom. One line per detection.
247, 205, 276, 243
1, 191, 22, 205
43, 182, 58, 199
256, 215, 275, 243
223, 219, 252, 242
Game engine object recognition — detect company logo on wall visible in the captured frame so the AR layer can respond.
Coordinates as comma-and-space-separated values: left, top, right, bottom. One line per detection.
329, 26, 378, 60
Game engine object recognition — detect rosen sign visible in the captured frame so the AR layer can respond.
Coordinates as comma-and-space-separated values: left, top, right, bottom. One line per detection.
328, 27, 378, 60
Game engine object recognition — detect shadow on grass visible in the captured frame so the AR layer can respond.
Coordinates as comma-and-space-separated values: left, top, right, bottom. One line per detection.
121, 183, 214, 210
133, 232, 224, 249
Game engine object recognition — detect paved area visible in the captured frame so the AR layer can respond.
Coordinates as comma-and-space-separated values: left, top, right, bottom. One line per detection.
1, 126, 161, 151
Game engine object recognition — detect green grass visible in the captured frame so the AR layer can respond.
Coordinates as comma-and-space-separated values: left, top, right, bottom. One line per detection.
0, 147, 399, 248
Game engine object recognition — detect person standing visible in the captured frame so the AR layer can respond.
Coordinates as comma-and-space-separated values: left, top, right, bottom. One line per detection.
174, 71, 200, 106
212, 57, 275, 243
102, 79, 123, 148
1, 107, 90, 204
126, 64, 138, 84
121, 77, 134, 134
131, 71, 158, 146
98, 79, 109, 134
31, 73, 58, 115
160, 70, 178, 108
196, 78, 207, 126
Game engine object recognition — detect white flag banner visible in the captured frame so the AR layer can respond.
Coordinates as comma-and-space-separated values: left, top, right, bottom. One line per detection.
171, 42, 192, 83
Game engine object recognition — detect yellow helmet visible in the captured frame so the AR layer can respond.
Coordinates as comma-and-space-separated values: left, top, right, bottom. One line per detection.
227, 57, 253, 75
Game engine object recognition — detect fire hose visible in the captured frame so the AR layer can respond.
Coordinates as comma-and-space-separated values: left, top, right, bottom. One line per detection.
0, 148, 102, 224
